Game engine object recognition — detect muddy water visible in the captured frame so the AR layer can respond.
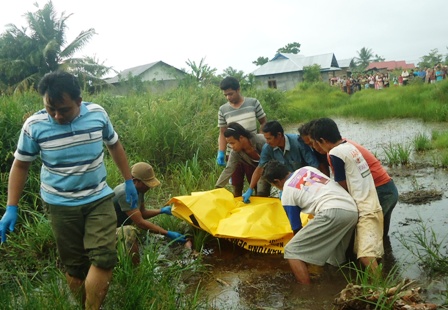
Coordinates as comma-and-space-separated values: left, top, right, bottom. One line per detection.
199, 118, 448, 309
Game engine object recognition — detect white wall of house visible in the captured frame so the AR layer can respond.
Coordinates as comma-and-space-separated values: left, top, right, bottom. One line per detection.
139, 62, 185, 82
255, 71, 336, 90
256, 72, 303, 90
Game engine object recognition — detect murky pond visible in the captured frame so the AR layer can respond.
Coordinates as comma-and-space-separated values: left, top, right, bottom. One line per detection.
199, 118, 448, 309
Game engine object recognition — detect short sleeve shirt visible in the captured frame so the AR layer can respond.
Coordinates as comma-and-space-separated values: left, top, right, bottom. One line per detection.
217, 97, 266, 134
113, 183, 145, 227
282, 166, 358, 215
14, 102, 117, 206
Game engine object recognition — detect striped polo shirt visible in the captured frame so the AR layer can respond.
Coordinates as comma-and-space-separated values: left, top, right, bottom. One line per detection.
14, 102, 117, 206
217, 97, 266, 134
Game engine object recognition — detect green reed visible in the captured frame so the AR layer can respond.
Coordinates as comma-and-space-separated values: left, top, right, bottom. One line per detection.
337, 262, 403, 310
382, 142, 412, 166
397, 219, 448, 276
382, 143, 401, 166
190, 227, 217, 253
108, 233, 210, 309
397, 143, 412, 165
432, 130, 448, 150
0, 269, 75, 310
0, 209, 57, 283
413, 132, 432, 152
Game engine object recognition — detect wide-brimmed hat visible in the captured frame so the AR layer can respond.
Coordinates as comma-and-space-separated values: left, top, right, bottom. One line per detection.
131, 162, 161, 188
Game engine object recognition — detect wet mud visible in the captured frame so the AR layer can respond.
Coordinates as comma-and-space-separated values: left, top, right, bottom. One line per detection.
399, 189, 443, 205
198, 118, 448, 309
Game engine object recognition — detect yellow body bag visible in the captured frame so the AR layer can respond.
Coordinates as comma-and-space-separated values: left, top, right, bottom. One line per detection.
168, 188, 311, 254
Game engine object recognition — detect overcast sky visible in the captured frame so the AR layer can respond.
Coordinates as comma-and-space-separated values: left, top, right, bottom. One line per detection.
1, 0, 447, 77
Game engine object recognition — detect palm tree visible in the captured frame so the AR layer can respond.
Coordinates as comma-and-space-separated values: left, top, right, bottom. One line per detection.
185, 57, 217, 86
0, 1, 109, 92
70, 55, 115, 93
221, 67, 245, 82
372, 54, 385, 62
355, 47, 373, 70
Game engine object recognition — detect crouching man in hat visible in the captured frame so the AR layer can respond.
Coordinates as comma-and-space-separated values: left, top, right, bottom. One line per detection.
262, 160, 358, 284
114, 162, 187, 264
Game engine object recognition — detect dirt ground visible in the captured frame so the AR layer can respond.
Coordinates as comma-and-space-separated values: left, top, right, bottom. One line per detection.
196, 118, 448, 309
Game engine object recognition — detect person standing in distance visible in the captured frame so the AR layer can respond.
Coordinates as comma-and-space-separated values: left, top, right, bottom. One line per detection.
0, 71, 138, 310
217, 76, 267, 197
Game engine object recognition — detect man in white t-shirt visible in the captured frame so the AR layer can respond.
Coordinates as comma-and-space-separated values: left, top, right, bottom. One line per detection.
401, 69, 410, 85
262, 160, 358, 284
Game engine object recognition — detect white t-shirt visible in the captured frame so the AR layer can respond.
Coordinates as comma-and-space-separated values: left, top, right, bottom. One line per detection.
282, 166, 358, 215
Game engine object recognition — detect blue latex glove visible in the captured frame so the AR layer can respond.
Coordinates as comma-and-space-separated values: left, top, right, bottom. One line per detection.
0, 205, 18, 243
216, 150, 226, 166
166, 231, 187, 244
160, 206, 172, 215
242, 188, 253, 204
125, 179, 138, 210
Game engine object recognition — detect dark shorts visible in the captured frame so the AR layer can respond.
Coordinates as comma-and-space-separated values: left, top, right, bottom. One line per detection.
45, 194, 117, 280
230, 161, 271, 197
231, 161, 256, 187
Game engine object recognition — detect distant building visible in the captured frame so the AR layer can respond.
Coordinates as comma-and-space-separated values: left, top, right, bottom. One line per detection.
364, 61, 415, 74
105, 61, 187, 93
252, 53, 341, 90
335, 58, 355, 77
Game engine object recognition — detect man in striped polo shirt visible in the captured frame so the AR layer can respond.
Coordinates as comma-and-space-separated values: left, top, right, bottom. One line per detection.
217, 76, 267, 197
0, 71, 138, 309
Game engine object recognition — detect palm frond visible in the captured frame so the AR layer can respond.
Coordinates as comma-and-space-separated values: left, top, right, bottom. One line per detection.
12, 73, 41, 94
60, 29, 96, 58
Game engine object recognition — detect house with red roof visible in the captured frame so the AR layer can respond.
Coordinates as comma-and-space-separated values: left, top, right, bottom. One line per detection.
365, 60, 415, 73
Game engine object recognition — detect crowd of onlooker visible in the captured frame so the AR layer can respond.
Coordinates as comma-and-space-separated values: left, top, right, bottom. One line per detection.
331, 63, 448, 94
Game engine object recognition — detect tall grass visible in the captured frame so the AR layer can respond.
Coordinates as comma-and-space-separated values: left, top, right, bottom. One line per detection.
0, 231, 211, 310
0, 269, 75, 310
335, 80, 448, 121
0, 92, 41, 173
432, 130, 448, 149
107, 234, 210, 309
283, 82, 348, 121
0, 209, 57, 284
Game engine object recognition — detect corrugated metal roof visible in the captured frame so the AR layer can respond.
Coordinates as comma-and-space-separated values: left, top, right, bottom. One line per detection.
104, 61, 161, 84
337, 58, 354, 68
252, 53, 340, 76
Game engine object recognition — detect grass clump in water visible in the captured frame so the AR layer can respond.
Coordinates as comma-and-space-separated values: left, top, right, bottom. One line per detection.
397, 219, 448, 276
383, 142, 412, 166
413, 132, 432, 152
